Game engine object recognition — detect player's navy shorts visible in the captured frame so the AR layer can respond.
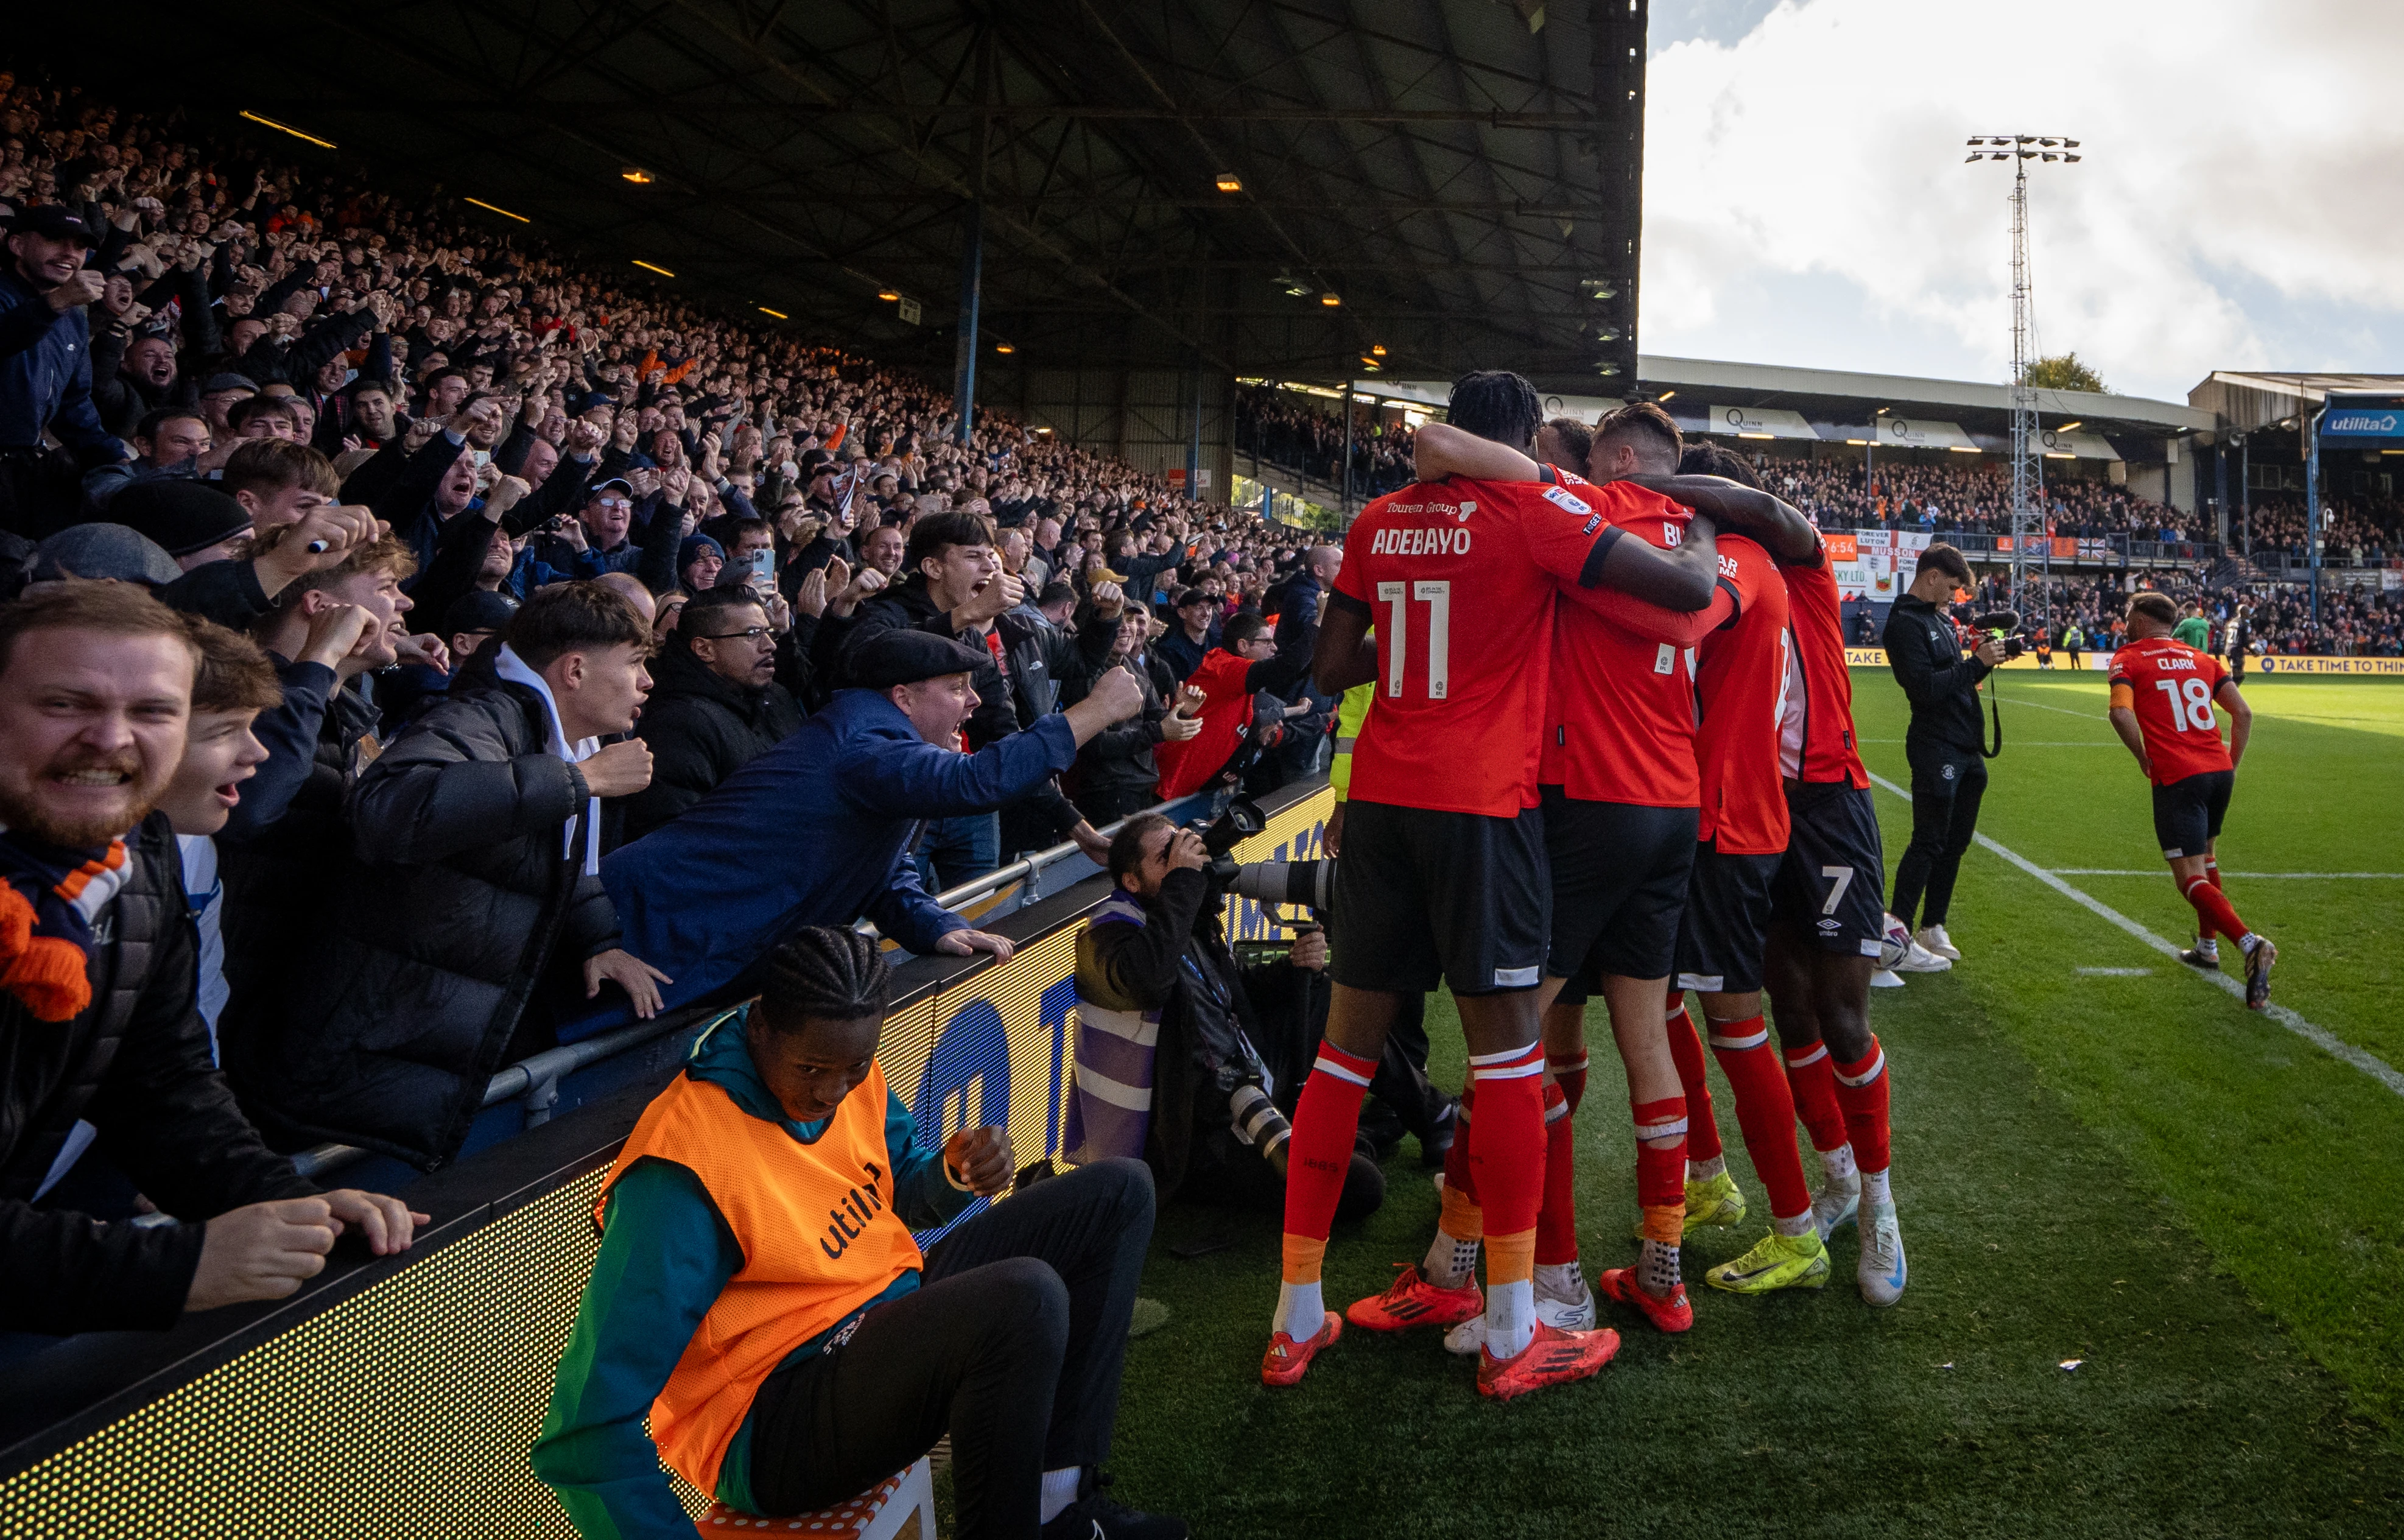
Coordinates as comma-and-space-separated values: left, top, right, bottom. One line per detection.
1676, 842, 1784, 994
2152, 769, 2234, 859
1329, 799, 1550, 996
1540, 787, 1698, 1002
1774, 780, 1887, 958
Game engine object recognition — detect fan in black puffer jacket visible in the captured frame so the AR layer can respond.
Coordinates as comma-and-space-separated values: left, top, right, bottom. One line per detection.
621, 616, 803, 843
231, 675, 625, 1170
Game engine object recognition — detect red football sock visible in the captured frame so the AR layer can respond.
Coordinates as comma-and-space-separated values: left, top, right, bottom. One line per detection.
1707, 1016, 1812, 1222
1279, 1041, 1377, 1260
1534, 1083, 1579, 1265
1631, 1094, 1689, 1243
1442, 1082, 1479, 1205
1833, 1036, 1892, 1176
1783, 1041, 1850, 1154
1466, 1042, 1547, 1240
1665, 993, 1722, 1162
1547, 1050, 1590, 1116
2184, 875, 2252, 946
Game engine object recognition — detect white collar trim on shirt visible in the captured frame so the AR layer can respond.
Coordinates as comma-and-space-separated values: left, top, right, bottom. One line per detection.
492, 643, 603, 876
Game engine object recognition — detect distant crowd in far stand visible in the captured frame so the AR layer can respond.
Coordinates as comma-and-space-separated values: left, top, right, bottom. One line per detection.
1966, 568, 2404, 658
1236, 384, 1416, 502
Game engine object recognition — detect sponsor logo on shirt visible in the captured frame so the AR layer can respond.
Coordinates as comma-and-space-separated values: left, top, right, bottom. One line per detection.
1542, 486, 1592, 515
1580, 515, 1602, 536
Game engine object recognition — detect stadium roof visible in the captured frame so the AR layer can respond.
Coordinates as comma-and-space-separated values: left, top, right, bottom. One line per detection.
1349, 356, 2216, 443
2190, 371, 2404, 435
81, 1, 1647, 382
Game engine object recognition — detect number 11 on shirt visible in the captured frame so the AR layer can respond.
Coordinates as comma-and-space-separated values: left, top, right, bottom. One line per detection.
1379, 579, 1452, 700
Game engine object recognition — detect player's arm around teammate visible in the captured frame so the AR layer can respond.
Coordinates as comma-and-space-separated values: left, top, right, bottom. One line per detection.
1409, 423, 1723, 611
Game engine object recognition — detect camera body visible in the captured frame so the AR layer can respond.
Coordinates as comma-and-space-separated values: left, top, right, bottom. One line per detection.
1973, 609, 2026, 661
1188, 795, 1334, 958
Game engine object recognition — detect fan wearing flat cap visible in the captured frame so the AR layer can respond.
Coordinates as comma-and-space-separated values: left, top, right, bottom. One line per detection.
1, 205, 132, 534
580, 628, 1147, 1034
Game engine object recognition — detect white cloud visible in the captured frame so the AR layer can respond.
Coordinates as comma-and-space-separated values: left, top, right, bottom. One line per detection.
1639, 0, 2404, 401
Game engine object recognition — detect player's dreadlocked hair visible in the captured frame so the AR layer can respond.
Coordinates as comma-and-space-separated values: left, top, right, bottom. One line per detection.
1446, 370, 1542, 450
756, 926, 893, 1035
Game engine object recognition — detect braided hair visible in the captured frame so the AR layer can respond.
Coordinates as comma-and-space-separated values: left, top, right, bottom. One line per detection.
757, 926, 893, 1034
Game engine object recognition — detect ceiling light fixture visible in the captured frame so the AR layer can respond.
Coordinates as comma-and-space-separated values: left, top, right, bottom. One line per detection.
757, 305, 787, 320
876, 289, 901, 302
622, 167, 654, 184
1215, 172, 1243, 192
463, 197, 529, 223
996, 342, 1015, 354
1371, 343, 1388, 357
239, 111, 335, 150
1321, 292, 1341, 307
2055, 420, 2082, 432
632, 259, 675, 277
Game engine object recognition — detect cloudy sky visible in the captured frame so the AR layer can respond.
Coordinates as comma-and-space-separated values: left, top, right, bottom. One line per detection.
1639, 0, 2404, 403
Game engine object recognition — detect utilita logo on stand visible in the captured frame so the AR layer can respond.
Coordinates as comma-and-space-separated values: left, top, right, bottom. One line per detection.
2325, 411, 2400, 436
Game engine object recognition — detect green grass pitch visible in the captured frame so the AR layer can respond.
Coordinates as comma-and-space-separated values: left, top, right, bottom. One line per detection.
1103, 673, 2404, 1538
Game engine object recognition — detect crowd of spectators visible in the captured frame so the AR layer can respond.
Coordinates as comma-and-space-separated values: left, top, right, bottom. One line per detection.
2232, 493, 2404, 565
1235, 384, 1416, 501
1754, 456, 2202, 543
1961, 567, 2404, 657
0, 65, 1342, 1342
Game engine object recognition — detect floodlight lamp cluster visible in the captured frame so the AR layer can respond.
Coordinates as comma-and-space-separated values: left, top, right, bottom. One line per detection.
1965, 135, 2081, 163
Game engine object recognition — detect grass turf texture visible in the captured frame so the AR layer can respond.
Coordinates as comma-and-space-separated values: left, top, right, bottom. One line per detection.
1102, 672, 2404, 1538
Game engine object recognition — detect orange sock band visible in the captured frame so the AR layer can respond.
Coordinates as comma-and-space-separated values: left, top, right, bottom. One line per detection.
1281, 1233, 1328, 1285
1486, 1227, 1536, 1287
1439, 1183, 1485, 1243
1639, 1204, 1685, 1246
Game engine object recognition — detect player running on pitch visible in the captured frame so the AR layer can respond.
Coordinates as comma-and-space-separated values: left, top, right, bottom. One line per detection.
2106, 592, 2276, 1006
1262, 370, 1721, 1401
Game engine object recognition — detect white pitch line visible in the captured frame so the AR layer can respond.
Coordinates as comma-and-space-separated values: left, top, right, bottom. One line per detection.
1866, 771, 2404, 1100
2051, 870, 2404, 879
1863, 739, 2114, 747
2077, 966, 2154, 977
1993, 694, 2112, 722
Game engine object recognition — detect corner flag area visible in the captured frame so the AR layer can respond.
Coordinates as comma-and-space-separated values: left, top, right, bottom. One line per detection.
1109, 675, 2404, 1537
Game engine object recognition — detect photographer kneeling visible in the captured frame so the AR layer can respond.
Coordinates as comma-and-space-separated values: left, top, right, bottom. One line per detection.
1883, 543, 2009, 965
1072, 813, 1439, 1220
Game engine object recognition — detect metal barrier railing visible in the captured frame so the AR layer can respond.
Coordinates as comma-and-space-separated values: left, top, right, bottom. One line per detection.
289, 1008, 737, 1181
927, 792, 1200, 912
290, 795, 1206, 1183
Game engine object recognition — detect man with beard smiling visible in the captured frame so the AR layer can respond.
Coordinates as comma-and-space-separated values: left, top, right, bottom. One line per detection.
0, 583, 423, 1334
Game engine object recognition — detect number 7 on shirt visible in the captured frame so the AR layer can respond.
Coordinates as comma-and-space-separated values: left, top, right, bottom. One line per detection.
1378, 580, 1452, 700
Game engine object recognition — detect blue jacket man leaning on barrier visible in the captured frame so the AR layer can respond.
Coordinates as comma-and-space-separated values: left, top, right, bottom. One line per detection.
578, 631, 1149, 1036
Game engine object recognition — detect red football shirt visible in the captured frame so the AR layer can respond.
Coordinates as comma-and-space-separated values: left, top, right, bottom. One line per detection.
1694, 535, 1793, 855
1334, 468, 1623, 817
1539, 479, 1739, 807
2109, 635, 2234, 785
1776, 547, 1870, 789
